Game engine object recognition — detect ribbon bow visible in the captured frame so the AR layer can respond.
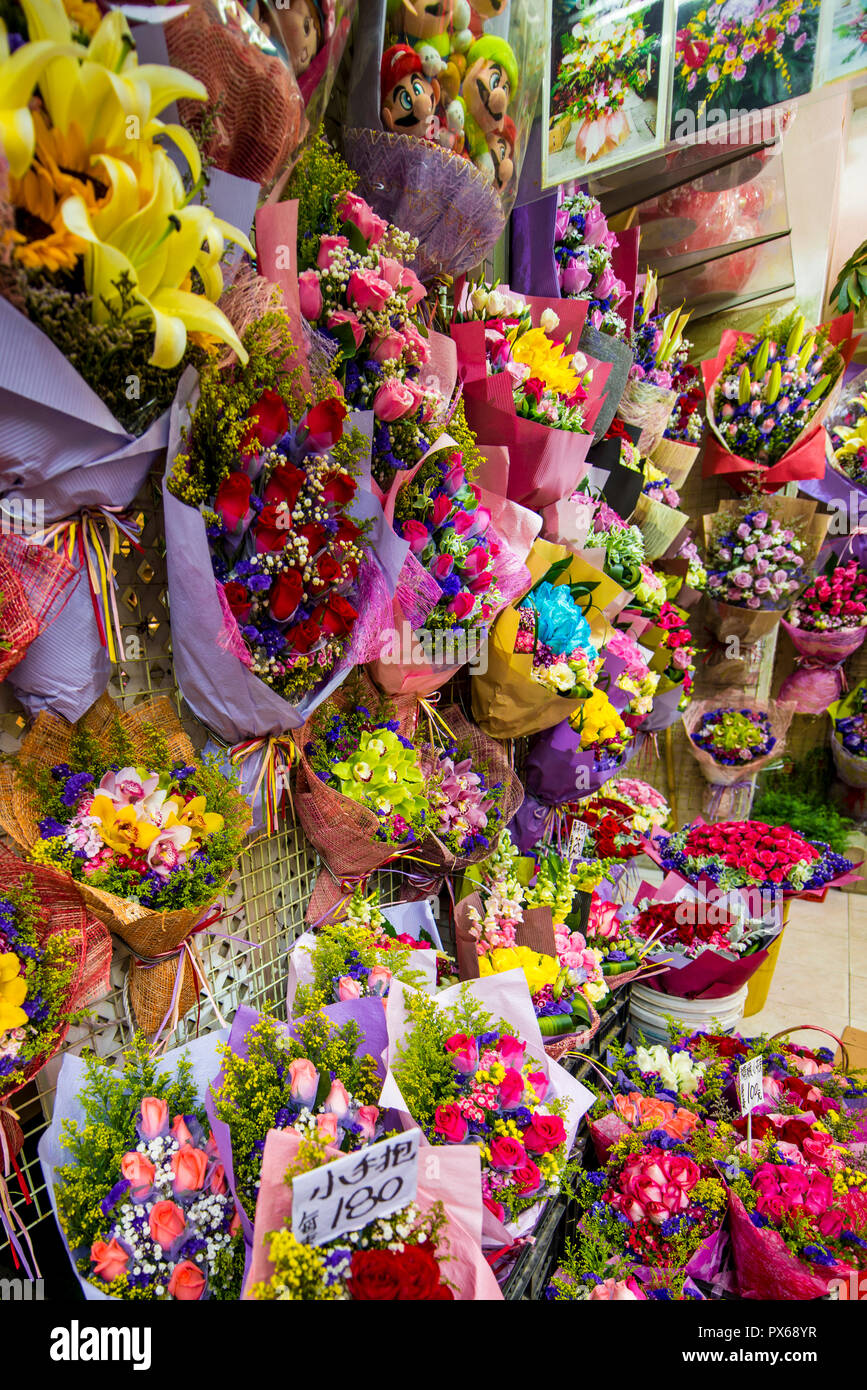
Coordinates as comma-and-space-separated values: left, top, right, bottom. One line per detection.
0, 1101, 40, 1281
230, 736, 296, 834
44, 507, 142, 663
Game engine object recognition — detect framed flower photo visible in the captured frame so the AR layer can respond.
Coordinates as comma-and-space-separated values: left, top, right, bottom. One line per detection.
815, 0, 867, 86
542, 0, 674, 187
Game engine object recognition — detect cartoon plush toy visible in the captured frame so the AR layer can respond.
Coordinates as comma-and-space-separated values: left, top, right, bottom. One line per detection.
248, 0, 332, 74
456, 33, 518, 178
486, 114, 516, 192
381, 43, 442, 141
386, 0, 473, 79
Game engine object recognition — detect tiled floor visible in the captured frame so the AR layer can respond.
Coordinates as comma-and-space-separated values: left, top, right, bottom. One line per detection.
742, 891, 867, 1049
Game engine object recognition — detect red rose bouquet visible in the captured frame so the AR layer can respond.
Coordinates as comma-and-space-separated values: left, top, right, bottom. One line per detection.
654, 817, 857, 897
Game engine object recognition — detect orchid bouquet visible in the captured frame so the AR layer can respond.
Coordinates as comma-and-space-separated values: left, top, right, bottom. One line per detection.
515, 575, 603, 699
293, 146, 447, 486
169, 314, 373, 704
53, 1038, 240, 1301
656, 819, 855, 895
553, 191, 628, 337
0, 876, 77, 1095
392, 989, 571, 1223
691, 708, 777, 766
709, 310, 843, 470
0, 0, 251, 434
209, 1011, 383, 1222
787, 561, 867, 634
706, 506, 807, 611
428, 745, 505, 860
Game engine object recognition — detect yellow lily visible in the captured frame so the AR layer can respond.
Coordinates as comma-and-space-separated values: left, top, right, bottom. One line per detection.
0, 953, 28, 1032
90, 793, 161, 855
61, 151, 252, 367
165, 795, 224, 843
0, 17, 81, 176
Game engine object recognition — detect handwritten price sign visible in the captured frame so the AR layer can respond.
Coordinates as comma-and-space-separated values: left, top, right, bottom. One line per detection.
737, 1055, 764, 1115
568, 820, 588, 864
291, 1129, 420, 1247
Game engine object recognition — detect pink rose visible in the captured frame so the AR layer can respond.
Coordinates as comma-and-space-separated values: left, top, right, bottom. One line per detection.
148, 1200, 186, 1251
371, 330, 407, 363
431, 553, 454, 580
589, 1278, 645, 1300
323, 1078, 351, 1118
337, 975, 363, 1001
338, 191, 387, 245
449, 592, 475, 620
402, 519, 430, 555
526, 1070, 551, 1103
403, 321, 430, 364
208, 1162, 228, 1195
171, 1115, 196, 1149
497, 1036, 526, 1068
316, 1113, 339, 1143
373, 379, 416, 421
816, 1207, 845, 1239
316, 234, 349, 269
326, 310, 365, 349
298, 269, 323, 320
90, 1237, 129, 1283
167, 1259, 207, 1301
347, 269, 393, 313
513, 1159, 542, 1195
489, 1136, 526, 1170
444, 1033, 478, 1076
287, 1057, 319, 1108
139, 1096, 169, 1141
121, 1151, 155, 1200
431, 493, 453, 528
523, 1113, 567, 1155
171, 1146, 209, 1197
498, 1067, 526, 1111
434, 1102, 468, 1143
367, 964, 392, 996
356, 1105, 380, 1141
400, 266, 427, 308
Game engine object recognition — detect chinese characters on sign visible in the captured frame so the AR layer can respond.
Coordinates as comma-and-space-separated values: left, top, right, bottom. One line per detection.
737, 1055, 764, 1115
291, 1129, 421, 1247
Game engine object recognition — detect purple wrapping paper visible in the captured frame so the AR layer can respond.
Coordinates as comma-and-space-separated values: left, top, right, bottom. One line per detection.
799, 461, 867, 568
205, 998, 389, 1247
525, 718, 643, 805
0, 297, 171, 719
164, 377, 409, 750
640, 684, 687, 733
509, 793, 554, 854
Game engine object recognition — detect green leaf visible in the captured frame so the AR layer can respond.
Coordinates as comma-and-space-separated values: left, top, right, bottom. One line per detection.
340, 219, 370, 258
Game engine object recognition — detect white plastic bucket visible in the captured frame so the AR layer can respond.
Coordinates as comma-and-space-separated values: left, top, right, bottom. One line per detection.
627, 981, 749, 1046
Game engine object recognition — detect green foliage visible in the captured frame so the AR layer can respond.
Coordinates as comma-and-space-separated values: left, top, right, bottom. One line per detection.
293, 915, 420, 1015
55, 1036, 203, 1251
210, 1013, 381, 1217
832, 238, 867, 316
0, 876, 77, 1097
753, 748, 854, 854
209, 1231, 248, 1301
285, 133, 358, 273
391, 986, 511, 1131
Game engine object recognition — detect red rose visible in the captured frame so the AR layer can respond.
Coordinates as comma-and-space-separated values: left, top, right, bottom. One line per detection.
316, 553, 342, 587
523, 1113, 567, 1155
240, 388, 289, 456
393, 1245, 441, 1300
223, 580, 251, 621
429, 1284, 455, 1300
298, 522, 328, 554
512, 1158, 542, 1195
255, 503, 289, 554
305, 397, 348, 450
269, 569, 304, 622
316, 594, 358, 637
264, 462, 306, 511
215, 472, 253, 533
334, 517, 362, 545
288, 618, 320, 654
322, 471, 357, 506
348, 1249, 402, 1300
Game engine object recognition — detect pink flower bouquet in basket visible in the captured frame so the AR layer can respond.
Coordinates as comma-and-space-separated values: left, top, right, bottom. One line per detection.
780, 560, 867, 714
244, 1126, 502, 1299
451, 289, 613, 510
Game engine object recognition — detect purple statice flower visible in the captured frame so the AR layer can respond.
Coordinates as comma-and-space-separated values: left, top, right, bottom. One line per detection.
38, 816, 66, 839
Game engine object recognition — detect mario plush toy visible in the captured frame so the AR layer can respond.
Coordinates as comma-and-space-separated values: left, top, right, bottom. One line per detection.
380, 43, 442, 140
486, 114, 516, 192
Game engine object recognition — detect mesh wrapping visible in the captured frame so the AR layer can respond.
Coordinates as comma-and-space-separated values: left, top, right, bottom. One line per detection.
780, 618, 867, 665
616, 378, 677, 455
163, 0, 307, 185
651, 437, 701, 490
729, 1192, 844, 1300
0, 549, 37, 682
0, 844, 111, 1120
0, 694, 251, 1036
683, 689, 795, 787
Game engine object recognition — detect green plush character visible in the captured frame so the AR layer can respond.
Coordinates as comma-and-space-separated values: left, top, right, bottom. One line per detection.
456, 33, 519, 179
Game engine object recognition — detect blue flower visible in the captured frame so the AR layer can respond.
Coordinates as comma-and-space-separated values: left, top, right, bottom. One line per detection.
522, 581, 597, 659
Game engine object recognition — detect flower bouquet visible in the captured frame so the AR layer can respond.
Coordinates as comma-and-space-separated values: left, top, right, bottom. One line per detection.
553, 191, 630, 339
452, 290, 613, 510
206, 1002, 387, 1243
286, 887, 443, 1011
829, 681, 867, 790
585, 420, 647, 516
244, 1125, 502, 1299
0, 694, 251, 1036
0, 534, 77, 683
522, 700, 640, 819
292, 674, 436, 918
629, 463, 691, 564
582, 893, 668, 994
650, 360, 704, 490
577, 780, 670, 859
369, 421, 537, 696
683, 695, 794, 800
639, 601, 698, 729
701, 309, 857, 491
618, 274, 691, 454
781, 560, 867, 714
702, 496, 827, 646
0, 0, 254, 723
39, 1034, 241, 1300
381, 976, 594, 1239
605, 630, 660, 731
471, 539, 615, 740
650, 818, 859, 899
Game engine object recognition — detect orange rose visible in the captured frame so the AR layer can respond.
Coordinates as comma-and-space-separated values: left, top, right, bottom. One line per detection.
167, 1259, 207, 1301
148, 1199, 186, 1251
171, 1146, 209, 1196
90, 1237, 129, 1283
121, 1150, 156, 1200
139, 1095, 169, 1140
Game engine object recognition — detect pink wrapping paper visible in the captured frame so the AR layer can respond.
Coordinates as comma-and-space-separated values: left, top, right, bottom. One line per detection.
728, 1192, 850, 1300
243, 1127, 502, 1300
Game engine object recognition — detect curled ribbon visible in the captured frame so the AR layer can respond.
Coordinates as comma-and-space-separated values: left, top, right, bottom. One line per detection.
0, 1101, 40, 1281
230, 735, 296, 834
417, 693, 456, 749
44, 507, 142, 663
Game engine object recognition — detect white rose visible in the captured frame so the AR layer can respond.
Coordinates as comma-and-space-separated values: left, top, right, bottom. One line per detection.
470, 287, 489, 316
487, 290, 506, 316
540, 307, 560, 333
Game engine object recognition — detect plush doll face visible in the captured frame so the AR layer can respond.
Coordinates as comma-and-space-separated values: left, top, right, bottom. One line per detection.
396, 0, 456, 40
464, 53, 511, 134
487, 128, 514, 190
273, 0, 322, 73
382, 69, 442, 136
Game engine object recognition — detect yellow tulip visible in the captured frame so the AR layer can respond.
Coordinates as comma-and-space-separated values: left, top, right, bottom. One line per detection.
0, 952, 28, 1031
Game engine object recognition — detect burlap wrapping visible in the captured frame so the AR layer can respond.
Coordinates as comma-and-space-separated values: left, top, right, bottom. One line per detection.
616, 378, 677, 455
292, 673, 423, 921
417, 707, 524, 880
163, 0, 307, 185
683, 690, 794, 788
650, 437, 701, 490
0, 844, 111, 1131
0, 694, 251, 1036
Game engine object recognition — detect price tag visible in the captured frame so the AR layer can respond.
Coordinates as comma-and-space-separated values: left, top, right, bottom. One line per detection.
568, 820, 588, 864
291, 1129, 420, 1247
737, 1055, 764, 1115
